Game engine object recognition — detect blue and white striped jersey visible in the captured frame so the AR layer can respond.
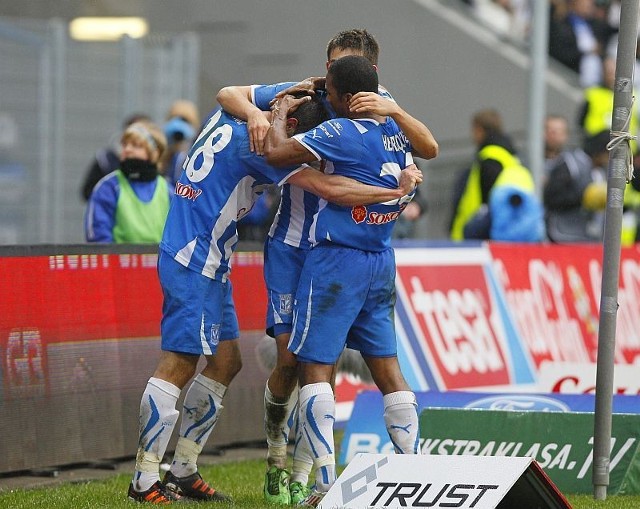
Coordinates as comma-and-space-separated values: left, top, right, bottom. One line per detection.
294, 116, 415, 252
251, 82, 394, 249
159, 108, 297, 282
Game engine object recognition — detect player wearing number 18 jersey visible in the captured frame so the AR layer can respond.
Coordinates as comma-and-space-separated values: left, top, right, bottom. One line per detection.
128, 95, 422, 504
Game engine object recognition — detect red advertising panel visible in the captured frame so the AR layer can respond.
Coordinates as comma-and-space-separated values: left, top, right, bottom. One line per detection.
489, 243, 640, 368
393, 247, 532, 390
0, 252, 266, 400
0, 247, 270, 473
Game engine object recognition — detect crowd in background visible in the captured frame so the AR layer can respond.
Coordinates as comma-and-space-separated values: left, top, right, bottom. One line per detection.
81, 0, 640, 246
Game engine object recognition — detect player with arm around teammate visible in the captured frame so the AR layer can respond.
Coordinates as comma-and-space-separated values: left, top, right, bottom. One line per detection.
217, 28, 437, 506
264, 55, 431, 507
127, 95, 422, 504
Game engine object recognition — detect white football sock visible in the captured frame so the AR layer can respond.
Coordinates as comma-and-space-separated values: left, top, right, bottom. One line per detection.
132, 377, 181, 492
299, 382, 336, 493
383, 391, 420, 454
291, 399, 314, 485
264, 382, 295, 469
170, 374, 226, 478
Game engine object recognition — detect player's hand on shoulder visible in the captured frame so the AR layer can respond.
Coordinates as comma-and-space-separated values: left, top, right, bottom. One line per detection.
349, 92, 399, 116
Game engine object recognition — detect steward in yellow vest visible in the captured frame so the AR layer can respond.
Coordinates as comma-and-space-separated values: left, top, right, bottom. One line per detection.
451, 139, 524, 241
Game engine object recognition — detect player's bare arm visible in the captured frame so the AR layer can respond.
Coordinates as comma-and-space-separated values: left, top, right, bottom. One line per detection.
264, 95, 318, 167
288, 164, 422, 207
349, 92, 439, 160
216, 85, 271, 155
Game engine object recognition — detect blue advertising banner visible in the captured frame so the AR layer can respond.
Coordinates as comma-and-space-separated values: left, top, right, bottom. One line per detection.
339, 390, 640, 465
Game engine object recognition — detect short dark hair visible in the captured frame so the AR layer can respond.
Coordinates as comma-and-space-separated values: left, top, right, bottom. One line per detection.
326, 28, 380, 65
289, 94, 330, 134
472, 109, 503, 135
327, 55, 378, 98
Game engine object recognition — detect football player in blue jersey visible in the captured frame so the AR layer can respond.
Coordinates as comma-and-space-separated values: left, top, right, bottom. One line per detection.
263, 55, 437, 507
217, 28, 437, 506
127, 94, 423, 504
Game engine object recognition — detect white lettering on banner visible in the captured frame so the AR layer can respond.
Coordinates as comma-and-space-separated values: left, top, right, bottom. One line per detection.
495, 259, 589, 363
344, 433, 397, 460
409, 276, 505, 375
421, 436, 636, 480
49, 254, 110, 270
576, 436, 637, 479
591, 259, 640, 362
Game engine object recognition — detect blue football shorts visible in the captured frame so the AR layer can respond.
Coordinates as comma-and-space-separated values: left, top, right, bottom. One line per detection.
288, 243, 397, 364
263, 237, 309, 338
158, 249, 239, 356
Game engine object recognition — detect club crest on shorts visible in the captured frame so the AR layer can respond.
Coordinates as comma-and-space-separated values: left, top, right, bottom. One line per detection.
351, 204, 367, 224
210, 323, 220, 346
279, 294, 293, 315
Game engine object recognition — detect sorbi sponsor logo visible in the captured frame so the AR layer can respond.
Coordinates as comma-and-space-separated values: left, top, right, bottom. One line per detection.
367, 210, 401, 225
350, 206, 401, 226
175, 182, 202, 201
352, 205, 367, 224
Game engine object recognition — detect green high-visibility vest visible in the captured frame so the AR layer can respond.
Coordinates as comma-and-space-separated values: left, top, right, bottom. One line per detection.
113, 170, 170, 244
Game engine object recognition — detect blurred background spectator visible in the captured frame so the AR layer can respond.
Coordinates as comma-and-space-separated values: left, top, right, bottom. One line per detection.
80, 112, 150, 202
548, 0, 615, 88
544, 114, 571, 173
577, 55, 638, 152
544, 129, 609, 242
469, 0, 532, 40
84, 120, 171, 244
450, 108, 537, 241
162, 99, 201, 187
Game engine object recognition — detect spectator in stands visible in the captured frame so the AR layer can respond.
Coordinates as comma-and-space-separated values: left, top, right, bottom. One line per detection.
84, 120, 171, 243
471, 0, 514, 37
578, 55, 638, 152
545, 114, 571, 170
450, 109, 541, 241
80, 112, 150, 201
544, 129, 609, 242
548, 0, 612, 88
162, 99, 201, 187
470, 0, 531, 40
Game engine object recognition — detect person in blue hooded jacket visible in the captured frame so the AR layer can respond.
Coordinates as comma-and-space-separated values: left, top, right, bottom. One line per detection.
84, 121, 172, 243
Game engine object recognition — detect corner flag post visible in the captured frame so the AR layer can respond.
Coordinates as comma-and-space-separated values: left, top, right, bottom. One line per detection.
592, 0, 639, 500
